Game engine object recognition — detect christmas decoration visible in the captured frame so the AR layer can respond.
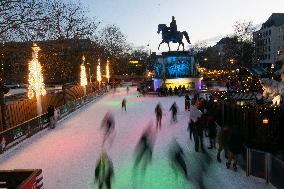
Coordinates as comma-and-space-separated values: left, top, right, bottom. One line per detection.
97, 59, 102, 83
80, 56, 87, 86
28, 43, 46, 99
106, 60, 110, 83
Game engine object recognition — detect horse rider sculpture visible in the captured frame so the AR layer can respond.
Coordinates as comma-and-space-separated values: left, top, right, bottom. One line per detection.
157, 16, 191, 51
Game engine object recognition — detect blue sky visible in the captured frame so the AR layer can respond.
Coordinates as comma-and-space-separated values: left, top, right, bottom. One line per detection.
81, 0, 284, 52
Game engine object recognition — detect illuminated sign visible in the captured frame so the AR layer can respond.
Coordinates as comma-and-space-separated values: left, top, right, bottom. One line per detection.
129, 60, 139, 64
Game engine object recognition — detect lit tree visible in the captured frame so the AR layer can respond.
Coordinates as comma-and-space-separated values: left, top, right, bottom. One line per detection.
80, 56, 87, 86
97, 59, 102, 88
27, 43, 46, 115
106, 59, 110, 83
80, 56, 87, 95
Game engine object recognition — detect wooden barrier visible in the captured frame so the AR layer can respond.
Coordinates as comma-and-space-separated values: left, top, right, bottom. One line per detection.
5, 99, 37, 130
0, 169, 43, 189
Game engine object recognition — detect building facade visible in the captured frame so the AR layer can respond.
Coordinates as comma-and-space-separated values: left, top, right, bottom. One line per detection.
254, 13, 284, 68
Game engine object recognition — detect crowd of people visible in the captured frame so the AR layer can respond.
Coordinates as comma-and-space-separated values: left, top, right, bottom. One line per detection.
93, 86, 245, 189
156, 85, 187, 97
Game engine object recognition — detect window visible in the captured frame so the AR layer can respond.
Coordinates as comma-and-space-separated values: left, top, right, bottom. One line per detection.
268, 46, 271, 52
269, 30, 271, 35
268, 54, 270, 59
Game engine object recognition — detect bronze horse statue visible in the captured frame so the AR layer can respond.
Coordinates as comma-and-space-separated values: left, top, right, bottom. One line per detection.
157, 24, 191, 51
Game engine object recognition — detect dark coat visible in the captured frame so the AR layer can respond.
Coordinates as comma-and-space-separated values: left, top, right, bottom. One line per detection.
47, 106, 55, 118
228, 131, 244, 154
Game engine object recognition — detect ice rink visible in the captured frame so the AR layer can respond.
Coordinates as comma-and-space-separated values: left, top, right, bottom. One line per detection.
0, 87, 274, 189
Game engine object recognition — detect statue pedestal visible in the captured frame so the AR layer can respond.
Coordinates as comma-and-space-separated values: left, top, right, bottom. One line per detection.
154, 51, 201, 91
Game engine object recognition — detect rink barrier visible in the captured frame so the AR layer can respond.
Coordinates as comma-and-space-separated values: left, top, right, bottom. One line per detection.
0, 87, 108, 155
215, 123, 284, 188
0, 169, 42, 189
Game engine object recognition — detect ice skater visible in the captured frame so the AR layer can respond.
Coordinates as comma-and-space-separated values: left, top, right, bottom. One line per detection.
122, 98, 127, 111
155, 103, 162, 130
133, 126, 156, 172
169, 139, 189, 180
169, 102, 178, 123
126, 86, 129, 94
101, 112, 115, 146
94, 150, 114, 189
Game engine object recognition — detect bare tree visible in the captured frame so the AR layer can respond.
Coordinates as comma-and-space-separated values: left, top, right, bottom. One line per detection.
233, 20, 256, 43
44, 0, 99, 40
0, 0, 47, 41
99, 25, 128, 58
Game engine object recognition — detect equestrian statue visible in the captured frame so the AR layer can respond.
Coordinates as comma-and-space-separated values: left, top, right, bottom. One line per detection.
157, 16, 191, 51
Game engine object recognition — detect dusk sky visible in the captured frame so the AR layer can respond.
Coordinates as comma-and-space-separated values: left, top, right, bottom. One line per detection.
81, 0, 284, 52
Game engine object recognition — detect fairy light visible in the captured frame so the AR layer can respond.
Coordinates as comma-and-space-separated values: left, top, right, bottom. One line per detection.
80, 64, 87, 86
97, 59, 102, 82
28, 43, 46, 99
106, 59, 110, 83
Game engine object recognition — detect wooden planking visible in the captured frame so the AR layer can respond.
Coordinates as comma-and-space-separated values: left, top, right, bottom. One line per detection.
4, 99, 37, 129
42, 92, 64, 113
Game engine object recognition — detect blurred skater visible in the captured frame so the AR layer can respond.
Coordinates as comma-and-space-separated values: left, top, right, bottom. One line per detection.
95, 150, 114, 189
101, 112, 115, 146
187, 119, 195, 140
169, 102, 178, 123
126, 86, 129, 94
217, 126, 231, 163
122, 98, 127, 111
185, 94, 190, 111
155, 103, 162, 130
169, 139, 189, 180
226, 129, 244, 171
133, 126, 156, 172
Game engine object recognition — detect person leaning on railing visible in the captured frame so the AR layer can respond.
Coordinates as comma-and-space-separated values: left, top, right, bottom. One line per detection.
47, 105, 55, 129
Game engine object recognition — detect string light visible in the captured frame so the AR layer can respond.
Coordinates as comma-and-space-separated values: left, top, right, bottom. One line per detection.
106, 59, 110, 83
28, 43, 46, 99
80, 65, 87, 86
97, 59, 102, 82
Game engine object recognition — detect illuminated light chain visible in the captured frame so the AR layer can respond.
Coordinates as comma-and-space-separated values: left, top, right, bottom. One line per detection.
97, 59, 102, 82
80, 64, 87, 86
28, 43, 46, 99
106, 60, 110, 82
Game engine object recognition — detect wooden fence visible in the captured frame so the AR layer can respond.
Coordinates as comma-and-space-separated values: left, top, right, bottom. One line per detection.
0, 85, 91, 131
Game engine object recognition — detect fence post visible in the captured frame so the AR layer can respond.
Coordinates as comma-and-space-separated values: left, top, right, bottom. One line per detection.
246, 148, 250, 176
265, 153, 271, 183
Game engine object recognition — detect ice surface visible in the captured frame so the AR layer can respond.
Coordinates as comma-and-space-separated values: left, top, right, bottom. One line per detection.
0, 87, 275, 189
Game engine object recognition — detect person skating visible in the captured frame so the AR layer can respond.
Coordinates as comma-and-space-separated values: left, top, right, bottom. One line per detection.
169, 102, 178, 123
47, 105, 55, 129
194, 114, 206, 152
95, 150, 114, 189
155, 103, 162, 130
169, 139, 189, 180
133, 126, 155, 172
101, 112, 115, 145
187, 119, 195, 140
217, 126, 231, 163
226, 129, 244, 171
126, 86, 129, 94
185, 94, 190, 111
207, 114, 217, 149
122, 98, 126, 111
